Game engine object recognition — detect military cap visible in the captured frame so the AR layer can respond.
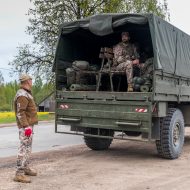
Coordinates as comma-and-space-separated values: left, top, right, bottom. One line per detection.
121, 31, 130, 36
19, 73, 32, 82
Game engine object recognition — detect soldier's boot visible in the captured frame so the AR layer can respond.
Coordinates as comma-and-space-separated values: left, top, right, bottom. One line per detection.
127, 84, 133, 92
13, 173, 31, 183
24, 168, 37, 176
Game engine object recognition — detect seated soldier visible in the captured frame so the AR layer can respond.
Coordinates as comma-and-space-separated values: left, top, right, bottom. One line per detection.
138, 46, 153, 78
139, 57, 153, 79
112, 32, 140, 92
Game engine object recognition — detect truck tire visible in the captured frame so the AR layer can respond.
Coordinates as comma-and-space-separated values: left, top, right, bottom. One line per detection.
84, 128, 114, 150
156, 108, 184, 159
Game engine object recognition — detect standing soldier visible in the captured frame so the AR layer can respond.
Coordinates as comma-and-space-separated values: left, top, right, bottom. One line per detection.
13, 74, 38, 183
113, 32, 139, 92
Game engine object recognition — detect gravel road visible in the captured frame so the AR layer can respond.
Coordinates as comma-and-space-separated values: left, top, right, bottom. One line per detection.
1, 134, 190, 190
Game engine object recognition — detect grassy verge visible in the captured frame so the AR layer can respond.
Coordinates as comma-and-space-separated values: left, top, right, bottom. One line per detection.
0, 112, 55, 124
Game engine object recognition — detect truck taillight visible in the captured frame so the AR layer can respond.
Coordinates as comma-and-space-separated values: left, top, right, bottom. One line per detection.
60, 104, 69, 109
135, 108, 147, 113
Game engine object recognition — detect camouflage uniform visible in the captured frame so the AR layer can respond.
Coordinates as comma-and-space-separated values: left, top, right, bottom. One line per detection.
139, 57, 153, 78
14, 88, 37, 174
17, 127, 33, 174
113, 42, 139, 84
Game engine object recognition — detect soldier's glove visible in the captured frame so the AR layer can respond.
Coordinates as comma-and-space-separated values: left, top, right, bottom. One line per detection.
24, 127, 32, 137
132, 59, 139, 65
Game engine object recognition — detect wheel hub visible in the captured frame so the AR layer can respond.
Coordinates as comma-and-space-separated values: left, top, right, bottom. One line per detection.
173, 123, 180, 147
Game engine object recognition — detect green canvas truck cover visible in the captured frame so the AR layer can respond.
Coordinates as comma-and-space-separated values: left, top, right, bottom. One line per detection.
53, 13, 190, 78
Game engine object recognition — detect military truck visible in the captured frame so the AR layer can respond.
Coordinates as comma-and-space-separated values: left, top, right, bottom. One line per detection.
53, 13, 190, 159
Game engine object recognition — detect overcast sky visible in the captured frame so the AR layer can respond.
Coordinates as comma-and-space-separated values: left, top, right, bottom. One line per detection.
0, 0, 32, 82
0, 0, 190, 82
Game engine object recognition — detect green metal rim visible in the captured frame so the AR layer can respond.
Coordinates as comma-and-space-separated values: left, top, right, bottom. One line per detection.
173, 122, 181, 147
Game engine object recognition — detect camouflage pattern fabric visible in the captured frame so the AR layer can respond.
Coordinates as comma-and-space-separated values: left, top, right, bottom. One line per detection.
113, 42, 139, 84
116, 60, 133, 84
139, 57, 153, 78
16, 127, 33, 174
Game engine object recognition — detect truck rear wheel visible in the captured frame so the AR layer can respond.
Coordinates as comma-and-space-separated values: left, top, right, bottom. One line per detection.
84, 128, 114, 150
156, 108, 184, 159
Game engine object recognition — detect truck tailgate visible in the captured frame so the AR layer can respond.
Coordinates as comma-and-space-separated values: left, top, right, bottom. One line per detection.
56, 91, 152, 135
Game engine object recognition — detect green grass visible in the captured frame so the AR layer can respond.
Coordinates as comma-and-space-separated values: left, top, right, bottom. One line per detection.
0, 113, 55, 124
38, 113, 55, 121
0, 117, 16, 124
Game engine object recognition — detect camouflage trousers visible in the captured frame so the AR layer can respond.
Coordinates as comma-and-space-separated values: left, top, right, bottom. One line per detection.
139, 58, 153, 78
116, 60, 133, 84
16, 127, 33, 174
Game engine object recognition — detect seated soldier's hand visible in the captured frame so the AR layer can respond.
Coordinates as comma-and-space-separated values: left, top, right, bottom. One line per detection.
132, 59, 139, 65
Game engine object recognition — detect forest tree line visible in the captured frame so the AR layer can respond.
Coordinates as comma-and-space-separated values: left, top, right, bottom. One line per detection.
0, 71, 54, 111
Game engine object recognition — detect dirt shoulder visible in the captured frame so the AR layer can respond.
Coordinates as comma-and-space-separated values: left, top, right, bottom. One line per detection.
1, 137, 190, 190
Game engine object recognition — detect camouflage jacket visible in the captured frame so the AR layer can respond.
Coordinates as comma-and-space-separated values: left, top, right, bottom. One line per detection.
140, 57, 153, 78
113, 42, 139, 65
14, 88, 38, 128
